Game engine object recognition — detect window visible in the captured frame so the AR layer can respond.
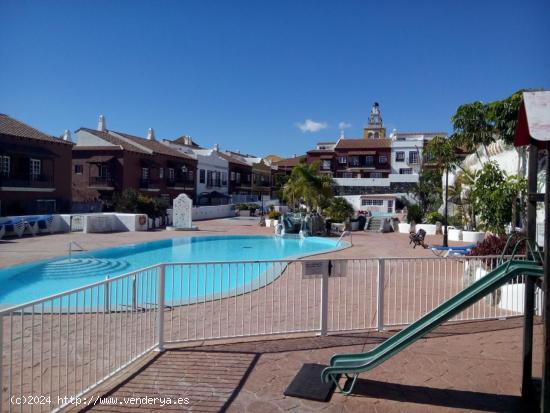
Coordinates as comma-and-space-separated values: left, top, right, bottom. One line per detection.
338, 156, 347, 164
199, 169, 205, 183
368, 132, 374, 139
409, 151, 419, 164
168, 168, 175, 180
36, 199, 56, 214
387, 200, 394, 213
322, 160, 331, 170
30, 159, 41, 178
215, 171, 221, 186
159, 168, 164, 179
342, 172, 353, 178
187, 170, 194, 181
400, 168, 413, 174
1, 156, 10, 175
350, 156, 360, 166
230, 171, 235, 181
395, 151, 405, 162
207, 170, 213, 187
99, 164, 109, 177
74, 164, 83, 175
222, 172, 227, 185
374, 132, 379, 139
361, 199, 384, 206
365, 155, 374, 166
141, 167, 149, 180
236, 172, 241, 183
370, 172, 383, 178
379, 155, 387, 164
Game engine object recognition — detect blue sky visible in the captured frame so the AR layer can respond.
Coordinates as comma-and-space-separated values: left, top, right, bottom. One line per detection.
1, 0, 549, 157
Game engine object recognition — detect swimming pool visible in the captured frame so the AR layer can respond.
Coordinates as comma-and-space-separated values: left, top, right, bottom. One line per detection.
0, 235, 343, 306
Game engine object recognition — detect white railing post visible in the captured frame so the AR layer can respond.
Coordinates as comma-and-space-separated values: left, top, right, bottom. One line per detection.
132, 275, 137, 311
319, 261, 330, 336
156, 264, 166, 352
377, 258, 385, 332
104, 276, 110, 313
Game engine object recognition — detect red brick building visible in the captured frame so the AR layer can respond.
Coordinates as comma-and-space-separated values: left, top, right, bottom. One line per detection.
72, 118, 196, 207
0, 114, 73, 215
306, 138, 392, 178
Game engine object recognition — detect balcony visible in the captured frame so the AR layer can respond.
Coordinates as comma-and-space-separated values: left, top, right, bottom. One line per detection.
139, 178, 160, 190
89, 176, 115, 188
0, 174, 54, 190
167, 177, 194, 189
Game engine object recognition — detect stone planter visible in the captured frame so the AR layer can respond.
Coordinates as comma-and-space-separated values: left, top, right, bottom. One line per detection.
238, 210, 250, 217
265, 219, 279, 228
462, 231, 485, 243
398, 223, 411, 234
415, 224, 437, 235
448, 228, 462, 241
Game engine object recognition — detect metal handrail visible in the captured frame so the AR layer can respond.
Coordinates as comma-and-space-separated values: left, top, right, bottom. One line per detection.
336, 230, 352, 246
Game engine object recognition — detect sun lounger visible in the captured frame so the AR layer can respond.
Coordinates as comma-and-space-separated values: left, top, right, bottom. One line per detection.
0, 217, 26, 237
431, 244, 476, 257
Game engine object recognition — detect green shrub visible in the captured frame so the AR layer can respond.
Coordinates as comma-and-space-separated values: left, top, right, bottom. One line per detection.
112, 189, 168, 217
406, 204, 423, 224
268, 210, 281, 220
323, 197, 354, 223
425, 211, 445, 224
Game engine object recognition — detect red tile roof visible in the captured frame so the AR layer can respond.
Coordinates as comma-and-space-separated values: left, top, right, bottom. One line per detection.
112, 131, 194, 160
0, 113, 72, 145
335, 138, 392, 149
274, 155, 306, 168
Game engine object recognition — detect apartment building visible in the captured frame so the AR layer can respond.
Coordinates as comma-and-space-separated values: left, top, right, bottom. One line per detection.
72, 116, 196, 206
0, 114, 73, 215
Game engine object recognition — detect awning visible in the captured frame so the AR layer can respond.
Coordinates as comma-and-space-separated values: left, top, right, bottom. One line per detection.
515, 90, 550, 147
86, 155, 115, 164
1, 144, 58, 158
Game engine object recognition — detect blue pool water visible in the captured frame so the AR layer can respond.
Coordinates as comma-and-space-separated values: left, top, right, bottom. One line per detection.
0, 235, 342, 307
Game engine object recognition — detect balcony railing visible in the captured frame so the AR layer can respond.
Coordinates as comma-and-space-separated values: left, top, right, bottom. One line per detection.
139, 178, 160, 189
89, 176, 115, 187
0, 174, 54, 188
166, 177, 194, 188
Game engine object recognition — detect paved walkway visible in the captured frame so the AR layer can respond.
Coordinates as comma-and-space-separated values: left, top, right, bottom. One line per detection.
75, 318, 542, 413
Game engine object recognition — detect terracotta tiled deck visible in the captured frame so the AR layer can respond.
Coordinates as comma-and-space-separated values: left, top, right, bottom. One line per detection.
74, 318, 542, 413
1, 219, 539, 412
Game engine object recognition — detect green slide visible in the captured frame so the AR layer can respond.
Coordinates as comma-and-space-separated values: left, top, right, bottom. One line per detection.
321, 259, 544, 394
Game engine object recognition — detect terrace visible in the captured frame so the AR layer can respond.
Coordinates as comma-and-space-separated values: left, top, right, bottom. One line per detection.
0, 219, 542, 412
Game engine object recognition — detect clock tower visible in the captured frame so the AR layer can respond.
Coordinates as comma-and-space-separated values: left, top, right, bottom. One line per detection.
363, 102, 386, 139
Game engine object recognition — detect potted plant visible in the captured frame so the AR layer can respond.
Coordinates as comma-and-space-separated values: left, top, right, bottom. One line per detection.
323, 198, 354, 233
265, 210, 281, 228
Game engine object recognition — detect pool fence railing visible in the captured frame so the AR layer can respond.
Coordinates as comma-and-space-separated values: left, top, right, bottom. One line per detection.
0, 255, 540, 412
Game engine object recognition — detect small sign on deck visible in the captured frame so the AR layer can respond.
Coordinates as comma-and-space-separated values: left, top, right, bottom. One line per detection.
302, 261, 328, 278
302, 260, 347, 278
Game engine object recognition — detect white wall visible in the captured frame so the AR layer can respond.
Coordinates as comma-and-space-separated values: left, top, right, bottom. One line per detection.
333, 173, 418, 187
391, 138, 423, 174
83, 213, 148, 233
192, 204, 235, 220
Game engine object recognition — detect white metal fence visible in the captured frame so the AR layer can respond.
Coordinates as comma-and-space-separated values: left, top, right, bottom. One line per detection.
0, 255, 536, 412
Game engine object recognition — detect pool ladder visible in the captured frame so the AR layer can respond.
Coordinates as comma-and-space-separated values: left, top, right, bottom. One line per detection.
68, 240, 88, 261
336, 231, 352, 247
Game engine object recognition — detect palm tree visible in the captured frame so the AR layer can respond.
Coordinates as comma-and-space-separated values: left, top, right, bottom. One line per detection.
282, 161, 334, 211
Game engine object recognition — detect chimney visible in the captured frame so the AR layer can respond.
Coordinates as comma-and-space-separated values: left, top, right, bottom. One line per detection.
214, 144, 219, 152
183, 136, 191, 145
147, 128, 155, 141
293, 153, 297, 158
62, 129, 72, 141
97, 114, 106, 131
